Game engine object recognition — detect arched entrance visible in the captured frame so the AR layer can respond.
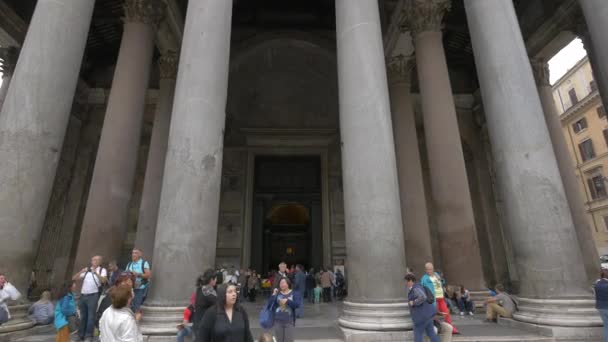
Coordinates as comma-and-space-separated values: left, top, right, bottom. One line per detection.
250, 156, 323, 275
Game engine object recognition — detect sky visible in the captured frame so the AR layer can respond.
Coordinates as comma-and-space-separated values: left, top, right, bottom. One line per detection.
548, 38, 588, 84
0, 38, 588, 93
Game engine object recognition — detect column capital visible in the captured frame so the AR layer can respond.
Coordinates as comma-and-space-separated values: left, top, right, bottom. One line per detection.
158, 50, 178, 79
124, 0, 165, 27
386, 54, 415, 85
403, 0, 451, 37
0, 46, 20, 77
530, 58, 551, 87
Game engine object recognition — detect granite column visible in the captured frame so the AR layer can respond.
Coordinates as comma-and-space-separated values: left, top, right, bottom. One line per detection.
140, 0, 233, 335
406, 0, 484, 288
531, 58, 599, 284
0, 0, 94, 294
134, 51, 178, 262
579, 0, 608, 108
335, 0, 410, 337
387, 54, 433, 273
75, 0, 164, 267
465, 0, 601, 336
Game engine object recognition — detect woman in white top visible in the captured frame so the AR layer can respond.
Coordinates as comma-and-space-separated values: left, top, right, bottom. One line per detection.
99, 286, 143, 342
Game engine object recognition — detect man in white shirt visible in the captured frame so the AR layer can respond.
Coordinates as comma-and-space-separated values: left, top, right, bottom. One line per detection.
72, 255, 107, 341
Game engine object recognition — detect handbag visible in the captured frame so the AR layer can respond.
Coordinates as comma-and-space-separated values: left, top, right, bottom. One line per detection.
68, 315, 79, 333
259, 296, 276, 329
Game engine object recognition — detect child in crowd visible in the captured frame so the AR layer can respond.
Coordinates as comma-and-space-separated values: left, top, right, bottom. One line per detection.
313, 282, 322, 304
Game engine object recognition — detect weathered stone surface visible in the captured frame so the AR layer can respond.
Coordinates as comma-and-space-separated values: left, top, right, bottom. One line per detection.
134, 52, 178, 262
75, 17, 157, 269
145, 0, 233, 309
410, 3, 485, 288
465, 0, 600, 337
335, 0, 408, 334
0, 0, 95, 293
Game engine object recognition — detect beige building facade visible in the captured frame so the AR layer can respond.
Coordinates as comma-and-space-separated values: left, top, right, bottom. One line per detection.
553, 56, 608, 255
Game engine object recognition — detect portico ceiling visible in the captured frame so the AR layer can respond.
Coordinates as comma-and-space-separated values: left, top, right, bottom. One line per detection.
1, 0, 571, 91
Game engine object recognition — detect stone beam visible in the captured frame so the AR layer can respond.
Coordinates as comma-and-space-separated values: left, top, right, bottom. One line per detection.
0, 1, 26, 46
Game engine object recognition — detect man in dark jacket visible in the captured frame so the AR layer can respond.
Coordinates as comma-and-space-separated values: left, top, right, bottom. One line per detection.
305, 268, 316, 303
405, 273, 440, 342
293, 265, 307, 318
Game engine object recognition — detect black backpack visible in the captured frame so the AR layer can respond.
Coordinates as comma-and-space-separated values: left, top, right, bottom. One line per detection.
126, 260, 150, 286
423, 286, 435, 304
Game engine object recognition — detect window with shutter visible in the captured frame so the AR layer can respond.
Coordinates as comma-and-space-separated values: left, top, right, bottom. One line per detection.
579, 139, 596, 162
591, 80, 598, 92
594, 175, 608, 198
569, 88, 579, 105
598, 106, 606, 119
573, 118, 588, 133
588, 178, 598, 200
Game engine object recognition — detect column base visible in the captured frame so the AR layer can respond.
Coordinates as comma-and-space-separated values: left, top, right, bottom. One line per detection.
139, 304, 183, 336
0, 304, 37, 342
339, 301, 412, 331
500, 297, 603, 340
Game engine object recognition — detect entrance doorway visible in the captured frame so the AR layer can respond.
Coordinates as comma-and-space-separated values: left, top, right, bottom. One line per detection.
251, 156, 323, 276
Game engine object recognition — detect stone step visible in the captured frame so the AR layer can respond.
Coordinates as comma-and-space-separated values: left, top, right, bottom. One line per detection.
452, 335, 553, 342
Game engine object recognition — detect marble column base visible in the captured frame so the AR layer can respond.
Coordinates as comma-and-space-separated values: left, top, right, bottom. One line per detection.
0, 305, 37, 342
339, 301, 412, 332
139, 305, 183, 336
341, 328, 413, 342
501, 297, 603, 340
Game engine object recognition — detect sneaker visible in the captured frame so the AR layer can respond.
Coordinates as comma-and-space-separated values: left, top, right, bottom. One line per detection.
459, 312, 464, 316
468, 311, 474, 316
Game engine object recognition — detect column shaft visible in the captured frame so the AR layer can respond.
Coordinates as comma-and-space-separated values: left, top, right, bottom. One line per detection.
146, 0, 232, 306
134, 53, 178, 262
532, 59, 600, 283
0, 0, 94, 292
336, 0, 409, 332
412, 24, 484, 288
387, 56, 433, 272
464, 0, 588, 298
75, 17, 157, 267
579, 0, 608, 108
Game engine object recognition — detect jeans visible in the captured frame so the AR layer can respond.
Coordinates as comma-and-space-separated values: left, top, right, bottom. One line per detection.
597, 308, 608, 341
322, 288, 331, 302
295, 291, 304, 318
177, 326, 193, 342
307, 288, 315, 303
457, 298, 474, 313
413, 319, 440, 342
78, 293, 98, 338
274, 321, 294, 342
132, 288, 147, 312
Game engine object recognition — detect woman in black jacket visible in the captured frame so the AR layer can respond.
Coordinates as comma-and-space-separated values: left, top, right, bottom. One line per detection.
193, 269, 218, 331
196, 283, 254, 342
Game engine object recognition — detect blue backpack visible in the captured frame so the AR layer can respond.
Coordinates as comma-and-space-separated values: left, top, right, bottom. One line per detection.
259, 296, 277, 329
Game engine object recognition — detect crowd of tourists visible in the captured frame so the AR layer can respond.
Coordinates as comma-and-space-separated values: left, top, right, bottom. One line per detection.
406, 262, 518, 342
3, 252, 608, 342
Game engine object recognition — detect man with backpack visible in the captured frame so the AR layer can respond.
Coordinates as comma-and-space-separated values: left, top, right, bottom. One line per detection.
72, 255, 107, 341
125, 248, 151, 312
405, 273, 440, 342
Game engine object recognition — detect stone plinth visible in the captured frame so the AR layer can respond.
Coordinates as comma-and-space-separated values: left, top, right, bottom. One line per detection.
0, 304, 35, 339
499, 298, 603, 340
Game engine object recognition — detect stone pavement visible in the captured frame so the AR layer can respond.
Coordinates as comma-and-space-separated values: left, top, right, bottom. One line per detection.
13, 301, 553, 342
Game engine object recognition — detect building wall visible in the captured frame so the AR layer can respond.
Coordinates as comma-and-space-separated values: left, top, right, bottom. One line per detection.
554, 57, 608, 255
